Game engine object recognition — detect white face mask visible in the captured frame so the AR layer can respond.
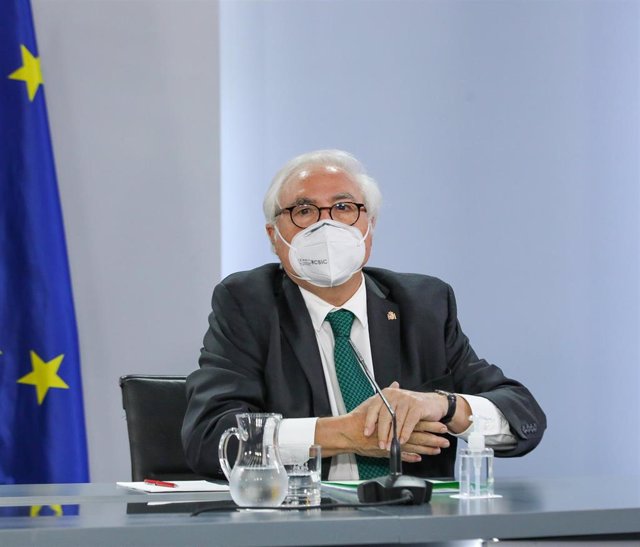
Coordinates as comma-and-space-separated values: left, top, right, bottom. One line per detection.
275, 219, 370, 288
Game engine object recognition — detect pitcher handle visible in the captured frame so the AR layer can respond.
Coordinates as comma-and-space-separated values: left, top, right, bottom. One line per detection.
218, 427, 239, 481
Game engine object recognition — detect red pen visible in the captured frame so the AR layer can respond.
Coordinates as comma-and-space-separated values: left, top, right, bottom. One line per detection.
144, 479, 178, 488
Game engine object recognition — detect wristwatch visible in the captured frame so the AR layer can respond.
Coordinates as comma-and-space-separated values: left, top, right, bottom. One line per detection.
434, 389, 457, 425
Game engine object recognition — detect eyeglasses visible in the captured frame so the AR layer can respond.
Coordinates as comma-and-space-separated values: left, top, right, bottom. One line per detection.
275, 202, 367, 229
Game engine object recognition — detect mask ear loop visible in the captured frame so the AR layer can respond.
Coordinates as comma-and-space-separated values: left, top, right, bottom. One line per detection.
360, 221, 372, 243
273, 224, 293, 250
348, 221, 371, 279
272, 224, 313, 283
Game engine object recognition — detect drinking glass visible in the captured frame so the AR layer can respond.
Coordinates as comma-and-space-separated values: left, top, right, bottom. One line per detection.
280, 444, 322, 507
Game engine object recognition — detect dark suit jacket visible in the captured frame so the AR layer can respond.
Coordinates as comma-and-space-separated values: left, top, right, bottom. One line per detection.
182, 264, 546, 479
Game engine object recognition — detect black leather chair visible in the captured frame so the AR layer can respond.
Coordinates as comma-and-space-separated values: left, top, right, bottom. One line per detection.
119, 374, 202, 481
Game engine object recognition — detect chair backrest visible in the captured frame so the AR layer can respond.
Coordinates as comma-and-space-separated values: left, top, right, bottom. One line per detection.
119, 374, 200, 481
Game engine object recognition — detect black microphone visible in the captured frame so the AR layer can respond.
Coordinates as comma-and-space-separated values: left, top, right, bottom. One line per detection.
347, 340, 431, 506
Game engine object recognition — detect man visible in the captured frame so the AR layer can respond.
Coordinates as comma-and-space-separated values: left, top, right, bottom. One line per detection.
182, 149, 546, 480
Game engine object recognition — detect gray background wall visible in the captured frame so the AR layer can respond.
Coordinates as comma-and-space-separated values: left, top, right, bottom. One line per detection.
32, 0, 638, 482
32, 0, 220, 482
220, 0, 639, 480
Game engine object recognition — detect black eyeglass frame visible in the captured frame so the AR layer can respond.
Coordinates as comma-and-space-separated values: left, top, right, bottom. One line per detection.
275, 202, 367, 229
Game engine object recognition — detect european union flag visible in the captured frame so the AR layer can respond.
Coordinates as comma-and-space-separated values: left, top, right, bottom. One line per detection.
0, 0, 89, 487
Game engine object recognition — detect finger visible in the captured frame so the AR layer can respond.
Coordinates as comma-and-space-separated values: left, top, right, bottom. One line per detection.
402, 443, 442, 456
398, 405, 423, 444
412, 420, 449, 434
400, 451, 422, 463
376, 404, 393, 449
407, 431, 450, 450
389, 397, 410, 446
375, 388, 399, 448
363, 398, 384, 437
388, 380, 400, 389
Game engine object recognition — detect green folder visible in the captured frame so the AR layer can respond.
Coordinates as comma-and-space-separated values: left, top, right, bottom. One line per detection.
323, 479, 459, 493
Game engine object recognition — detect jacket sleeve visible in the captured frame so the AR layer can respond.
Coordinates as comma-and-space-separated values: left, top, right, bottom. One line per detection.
444, 284, 547, 457
181, 281, 268, 478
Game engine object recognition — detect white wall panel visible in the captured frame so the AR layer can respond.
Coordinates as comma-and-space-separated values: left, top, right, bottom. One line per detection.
33, 0, 220, 482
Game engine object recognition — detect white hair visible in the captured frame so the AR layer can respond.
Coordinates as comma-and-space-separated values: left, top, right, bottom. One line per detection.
263, 149, 382, 225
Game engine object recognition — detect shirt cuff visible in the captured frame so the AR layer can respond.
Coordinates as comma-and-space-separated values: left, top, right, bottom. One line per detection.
278, 417, 318, 464
450, 394, 517, 448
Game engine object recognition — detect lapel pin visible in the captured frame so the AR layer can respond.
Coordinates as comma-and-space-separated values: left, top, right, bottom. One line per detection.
387, 311, 397, 320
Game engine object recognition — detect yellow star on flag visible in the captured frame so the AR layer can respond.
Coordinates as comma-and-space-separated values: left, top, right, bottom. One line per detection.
17, 351, 69, 405
30, 505, 63, 517
8, 44, 44, 101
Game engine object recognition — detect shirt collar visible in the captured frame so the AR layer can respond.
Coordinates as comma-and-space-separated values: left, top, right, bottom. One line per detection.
298, 273, 368, 332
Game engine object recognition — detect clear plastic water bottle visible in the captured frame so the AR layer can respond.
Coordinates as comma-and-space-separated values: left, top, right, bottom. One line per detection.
458, 415, 494, 498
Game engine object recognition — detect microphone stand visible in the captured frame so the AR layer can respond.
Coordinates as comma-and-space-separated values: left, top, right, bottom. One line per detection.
348, 341, 431, 505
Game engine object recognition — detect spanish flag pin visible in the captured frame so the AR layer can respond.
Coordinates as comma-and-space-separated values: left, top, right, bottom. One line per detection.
387, 311, 397, 320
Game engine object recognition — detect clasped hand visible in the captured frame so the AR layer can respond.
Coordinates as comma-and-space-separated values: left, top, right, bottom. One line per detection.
351, 381, 450, 463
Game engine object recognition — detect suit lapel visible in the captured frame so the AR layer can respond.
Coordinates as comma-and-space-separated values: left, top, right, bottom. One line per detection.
277, 275, 332, 416
365, 274, 402, 389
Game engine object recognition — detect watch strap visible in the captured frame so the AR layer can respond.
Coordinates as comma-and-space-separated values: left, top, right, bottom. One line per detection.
435, 390, 457, 424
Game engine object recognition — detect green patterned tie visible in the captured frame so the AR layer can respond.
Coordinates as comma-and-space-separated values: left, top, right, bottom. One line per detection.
326, 309, 388, 480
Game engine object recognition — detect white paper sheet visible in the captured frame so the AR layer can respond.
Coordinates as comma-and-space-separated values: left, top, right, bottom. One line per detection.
116, 480, 229, 493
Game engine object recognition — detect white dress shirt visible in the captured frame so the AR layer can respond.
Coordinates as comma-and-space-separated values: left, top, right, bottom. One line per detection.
278, 274, 516, 480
